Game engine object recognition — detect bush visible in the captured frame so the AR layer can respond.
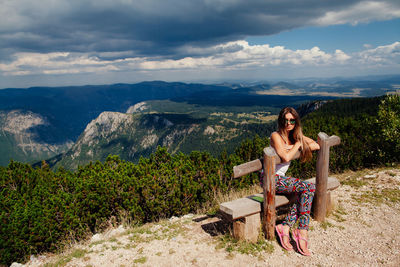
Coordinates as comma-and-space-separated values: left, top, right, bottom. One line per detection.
378, 94, 400, 158
0, 148, 232, 265
0, 161, 85, 265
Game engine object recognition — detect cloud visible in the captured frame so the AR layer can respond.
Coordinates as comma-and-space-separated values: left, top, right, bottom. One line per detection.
0, 52, 121, 75
1, 0, 399, 61
357, 41, 400, 64
2, 40, 399, 78
312, 1, 400, 26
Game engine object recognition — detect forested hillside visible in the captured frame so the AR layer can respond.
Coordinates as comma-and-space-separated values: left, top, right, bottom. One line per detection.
0, 81, 335, 166
49, 101, 279, 170
1, 95, 399, 265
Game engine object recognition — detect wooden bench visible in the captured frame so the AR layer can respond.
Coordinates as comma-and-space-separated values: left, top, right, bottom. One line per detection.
218, 132, 340, 242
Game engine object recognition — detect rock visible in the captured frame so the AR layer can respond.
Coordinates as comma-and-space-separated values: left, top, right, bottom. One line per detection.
152, 224, 162, 231
29, 255, 37, 263
109, 225, 125, 237
10, 263, 24, 267
91, 233, 103, 243
0, 110, 72, 155
126, 102, 148, 113
183, 213, 194, 219
169, 216, 179, 222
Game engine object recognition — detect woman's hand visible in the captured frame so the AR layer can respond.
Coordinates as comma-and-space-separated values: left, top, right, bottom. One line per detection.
303, 136, 320, 151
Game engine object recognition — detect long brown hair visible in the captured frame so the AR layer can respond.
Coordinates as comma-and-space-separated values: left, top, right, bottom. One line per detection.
277, 107, 312, 162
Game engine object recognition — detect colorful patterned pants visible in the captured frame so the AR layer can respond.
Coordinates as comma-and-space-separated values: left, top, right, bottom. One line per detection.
275, 175, 315, 230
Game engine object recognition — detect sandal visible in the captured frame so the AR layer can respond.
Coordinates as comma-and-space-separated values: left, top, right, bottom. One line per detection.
293, 229, 311, 256
275, 224, 293, 251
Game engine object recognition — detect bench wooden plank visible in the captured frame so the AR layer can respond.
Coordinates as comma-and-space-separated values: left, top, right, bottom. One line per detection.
219, 176, 339, 221
306, 176, 340, 191
233, 158, 262, 178
233, 151, 301, 178
219, 197, 261, 221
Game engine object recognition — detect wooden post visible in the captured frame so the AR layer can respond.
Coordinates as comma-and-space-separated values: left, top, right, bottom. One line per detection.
262, 147, 276, 240
314, 132, 340, 221
233, 213, 260, 243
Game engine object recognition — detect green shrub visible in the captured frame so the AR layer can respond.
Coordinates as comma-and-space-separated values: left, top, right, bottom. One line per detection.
0, 148, 231, 265
378, 94, 400, 156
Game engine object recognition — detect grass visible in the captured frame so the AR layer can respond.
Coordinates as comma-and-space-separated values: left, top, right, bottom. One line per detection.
320, 221, 334, 230
353, 188, 400, 206
133, 256, 147, 264
42, 216, 191, 266
385, 171, 396, 177
215, 232, 274, 258
70, 249, 87, 258
330, 204, 347, 222
89, 239, 106, 247
334, 205, 348, 215
124, 243, 137, 249
108, 237, 118, 243
340, 176, 368, 188
336, 166, 400, 207
43, 249, 88, 267
126, 219, 188, 246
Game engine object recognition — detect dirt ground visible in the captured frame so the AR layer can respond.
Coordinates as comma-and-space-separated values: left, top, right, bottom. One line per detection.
18, 166, 400, 267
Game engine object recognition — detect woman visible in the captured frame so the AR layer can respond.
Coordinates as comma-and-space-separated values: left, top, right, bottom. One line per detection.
271, 107, 320, 256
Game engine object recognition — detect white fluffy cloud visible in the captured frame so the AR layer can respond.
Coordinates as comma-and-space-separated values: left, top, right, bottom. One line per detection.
0, 52, 121, 75
1, 41, 399, 77
357, 41, 400, 64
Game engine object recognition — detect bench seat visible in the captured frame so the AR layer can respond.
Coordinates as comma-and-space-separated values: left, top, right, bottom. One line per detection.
219, 176, 340, 221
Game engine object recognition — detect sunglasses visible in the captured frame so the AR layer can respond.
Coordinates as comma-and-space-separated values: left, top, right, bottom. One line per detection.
285, 119, 296, 125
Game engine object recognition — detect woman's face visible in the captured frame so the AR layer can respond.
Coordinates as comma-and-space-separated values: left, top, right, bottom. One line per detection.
284, 112, 296, 132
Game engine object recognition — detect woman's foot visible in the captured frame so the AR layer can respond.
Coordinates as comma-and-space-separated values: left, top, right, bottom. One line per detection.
275, 224, 293, 250
293, 229, 311, 256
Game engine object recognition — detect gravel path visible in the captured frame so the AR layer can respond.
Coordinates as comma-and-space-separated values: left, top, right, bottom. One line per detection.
19, 167, 400, 267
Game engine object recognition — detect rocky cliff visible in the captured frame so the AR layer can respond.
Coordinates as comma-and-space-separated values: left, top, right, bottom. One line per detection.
52, 107, 270, 170
0, 110, 73, 165
54, 111, 201, 169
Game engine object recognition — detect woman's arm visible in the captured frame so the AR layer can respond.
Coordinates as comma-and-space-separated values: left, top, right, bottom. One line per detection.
271, 132, 301, 162
303, 135, 320, 151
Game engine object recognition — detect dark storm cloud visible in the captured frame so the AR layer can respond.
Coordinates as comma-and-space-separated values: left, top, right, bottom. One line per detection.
1, 0, 399, 61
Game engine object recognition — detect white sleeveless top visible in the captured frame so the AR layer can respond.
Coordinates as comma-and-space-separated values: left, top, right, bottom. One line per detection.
273, 132, 291, 176
275, 161, 290, 176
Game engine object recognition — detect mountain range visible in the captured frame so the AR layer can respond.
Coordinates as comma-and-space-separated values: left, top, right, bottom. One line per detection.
1, 76, 399, 168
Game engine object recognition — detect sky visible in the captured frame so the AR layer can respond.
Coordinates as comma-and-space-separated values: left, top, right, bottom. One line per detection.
0, 0, 399, 89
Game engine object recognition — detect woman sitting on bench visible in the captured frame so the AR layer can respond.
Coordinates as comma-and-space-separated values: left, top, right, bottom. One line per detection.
271, 107, 320, 256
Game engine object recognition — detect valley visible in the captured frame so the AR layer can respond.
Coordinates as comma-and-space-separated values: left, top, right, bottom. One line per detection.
0, 76, 399, 168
